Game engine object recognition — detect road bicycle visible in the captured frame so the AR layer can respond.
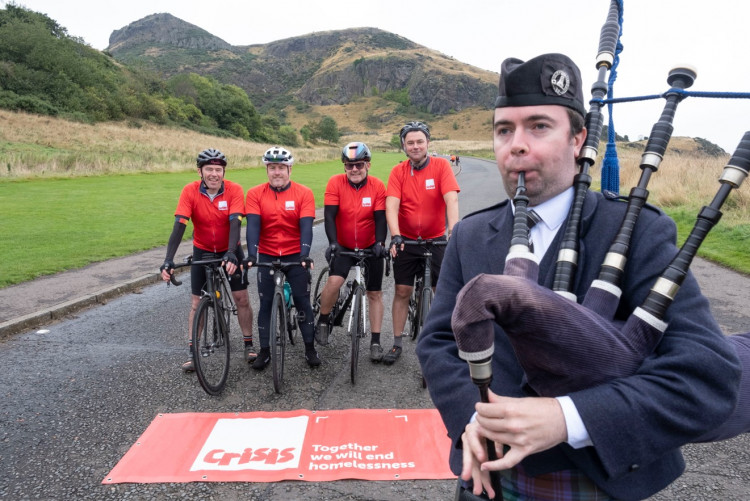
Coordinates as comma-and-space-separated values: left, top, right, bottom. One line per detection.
401, 238, 449, 343
312, 249, 389, 384
169, 256, 239, 396
254, 260, 303, 394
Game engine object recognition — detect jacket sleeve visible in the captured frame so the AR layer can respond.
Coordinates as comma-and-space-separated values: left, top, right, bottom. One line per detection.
570, 211, 741, 480
416, 219, 482, 470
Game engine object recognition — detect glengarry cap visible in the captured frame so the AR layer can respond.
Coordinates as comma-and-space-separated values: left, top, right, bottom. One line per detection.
495, 53, 586, 117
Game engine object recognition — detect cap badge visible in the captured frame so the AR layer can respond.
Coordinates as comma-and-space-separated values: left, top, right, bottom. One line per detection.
550, 70, 570, 96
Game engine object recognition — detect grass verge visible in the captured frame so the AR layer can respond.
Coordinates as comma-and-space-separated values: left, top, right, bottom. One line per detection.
0, 154, 403, 288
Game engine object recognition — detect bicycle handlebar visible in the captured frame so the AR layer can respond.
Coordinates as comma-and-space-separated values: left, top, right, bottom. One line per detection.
338, 249, 376, 258
333, 248, 391, 277
253, 260, 306, 269
400, 238, 449, 247
167, 256, 234, 286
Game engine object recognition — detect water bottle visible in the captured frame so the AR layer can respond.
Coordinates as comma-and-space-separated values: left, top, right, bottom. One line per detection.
283, 281, 292, 307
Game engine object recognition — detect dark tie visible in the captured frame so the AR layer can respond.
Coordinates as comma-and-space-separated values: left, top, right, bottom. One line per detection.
527, 210, 542, 253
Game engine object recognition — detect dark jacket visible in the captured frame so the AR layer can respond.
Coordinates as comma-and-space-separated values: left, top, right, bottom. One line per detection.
416, 190, 740, 501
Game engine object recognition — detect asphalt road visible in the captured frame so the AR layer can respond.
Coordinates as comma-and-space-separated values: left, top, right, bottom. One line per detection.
1, 157, 749, 500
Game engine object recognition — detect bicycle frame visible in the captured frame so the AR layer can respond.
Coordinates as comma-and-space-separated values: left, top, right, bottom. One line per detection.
343, 256, 367, 338
254, 259, 304, 393
169, 256, 239, 396
400, 239, 448, 341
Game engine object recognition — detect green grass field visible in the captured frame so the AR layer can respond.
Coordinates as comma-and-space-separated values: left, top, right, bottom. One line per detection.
2, 151, 749, 288
0, 153, 403, 288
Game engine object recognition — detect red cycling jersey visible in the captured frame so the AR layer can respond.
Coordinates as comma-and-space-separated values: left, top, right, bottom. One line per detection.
245, 181, 316, 256
174, 180, 245, 253
324, 174, 386, 249
386, 156, 460, 240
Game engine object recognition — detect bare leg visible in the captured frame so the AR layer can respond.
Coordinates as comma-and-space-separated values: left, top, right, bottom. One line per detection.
392, 284, 413, 337
319, 275, 345, 315
232, 289, 254, 342
367, 290, 384, 333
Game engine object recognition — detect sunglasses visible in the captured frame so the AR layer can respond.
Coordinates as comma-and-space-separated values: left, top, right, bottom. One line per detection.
344, 162, 367, 171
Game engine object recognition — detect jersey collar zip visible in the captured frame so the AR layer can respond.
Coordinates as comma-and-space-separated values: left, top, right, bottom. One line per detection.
409, 156, 430, 176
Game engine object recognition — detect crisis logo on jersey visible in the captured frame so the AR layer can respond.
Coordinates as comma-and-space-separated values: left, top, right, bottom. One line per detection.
362, 197, 372, 207
285, 201, 296, 211
425, 179, 436, 190
218, 201, 228, 211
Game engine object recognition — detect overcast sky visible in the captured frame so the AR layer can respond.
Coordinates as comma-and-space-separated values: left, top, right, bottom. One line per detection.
5, 0, 750, 153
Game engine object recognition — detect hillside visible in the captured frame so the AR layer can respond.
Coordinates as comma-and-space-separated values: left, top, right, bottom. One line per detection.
106, 14, 498, 116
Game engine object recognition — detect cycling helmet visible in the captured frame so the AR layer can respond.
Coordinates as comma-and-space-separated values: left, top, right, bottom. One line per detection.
341, 142, 372, 163
196, 148, 227, 168
399, 121, 430, 144
262, 146, 294, 167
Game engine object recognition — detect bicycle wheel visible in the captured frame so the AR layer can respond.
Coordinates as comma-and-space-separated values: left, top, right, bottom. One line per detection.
270, 291, 286, 394
313, 267, 329, 319
287, 304, 298, 345
350, 287, 365, 384
192, 295, 230, 396
409, 282, 422, 340
420, 286, 433, 337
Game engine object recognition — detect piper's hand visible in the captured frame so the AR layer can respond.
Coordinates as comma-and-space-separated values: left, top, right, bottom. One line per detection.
389, 235, 405, 258
222, 251, 238, 275
242, 255, 257, 270
301, 256, 314, 270
159, 260, 175, 282
471, 389, 567, 473
460, 421, 497, 500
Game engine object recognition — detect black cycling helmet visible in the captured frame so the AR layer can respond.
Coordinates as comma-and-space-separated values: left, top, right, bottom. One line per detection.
262, 146, 294, 167
399, 121, 430, 144
196, 148, 227, 168
341, 141, 372, 163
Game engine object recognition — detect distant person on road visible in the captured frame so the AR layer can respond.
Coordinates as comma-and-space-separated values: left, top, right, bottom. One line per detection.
315, 141, 388, 362
159, 148, 255, 372
385, 121, 460, 364
450, 154, 457, 166
243, 146, 319, 369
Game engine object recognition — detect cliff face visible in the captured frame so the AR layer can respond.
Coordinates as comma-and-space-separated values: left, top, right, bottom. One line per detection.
108, 13, 232, 51
107, 15, 498, 113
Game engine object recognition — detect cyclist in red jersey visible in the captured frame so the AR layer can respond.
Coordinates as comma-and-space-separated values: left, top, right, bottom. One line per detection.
244, 146, 319, 368
315, 142, 389, 362
160, 148, 255, 372
385, 121, 460, 364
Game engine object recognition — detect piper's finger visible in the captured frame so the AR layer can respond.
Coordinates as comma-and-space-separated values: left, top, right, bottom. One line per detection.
460, 439, 495, 499
482, 445, 525, 472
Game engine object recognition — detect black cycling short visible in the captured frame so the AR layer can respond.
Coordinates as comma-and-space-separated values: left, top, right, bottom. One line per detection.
255, 253, 315, 346
392, 238, 446, 287
190, 245, 247, 296
329, 250, 385, 292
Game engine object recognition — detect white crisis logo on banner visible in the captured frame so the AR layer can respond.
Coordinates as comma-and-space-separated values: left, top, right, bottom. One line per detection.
190, 416, 309, 471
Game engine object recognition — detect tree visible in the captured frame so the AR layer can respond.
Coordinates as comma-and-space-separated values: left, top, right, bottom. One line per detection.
315, 116, 339, 143
276, 125, 299, 147
300, 124, 312, 143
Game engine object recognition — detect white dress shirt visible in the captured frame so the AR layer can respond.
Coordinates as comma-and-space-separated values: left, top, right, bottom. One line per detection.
512, 186, 593, 448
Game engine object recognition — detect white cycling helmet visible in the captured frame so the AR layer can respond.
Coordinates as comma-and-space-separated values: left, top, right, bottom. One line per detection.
262, 146, 294, 167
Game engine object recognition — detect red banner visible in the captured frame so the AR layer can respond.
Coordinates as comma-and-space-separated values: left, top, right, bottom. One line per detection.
104, 408, 454, 484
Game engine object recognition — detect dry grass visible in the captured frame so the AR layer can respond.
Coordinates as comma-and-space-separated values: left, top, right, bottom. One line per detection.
0, 110, 340, 178
2, 110, 747, 227
283, 98, 494, 153
607, 138, 749, 223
